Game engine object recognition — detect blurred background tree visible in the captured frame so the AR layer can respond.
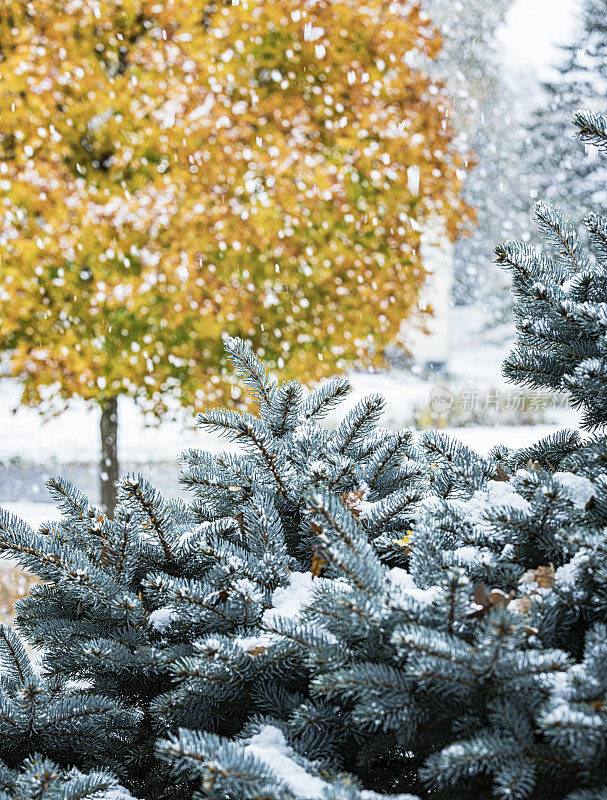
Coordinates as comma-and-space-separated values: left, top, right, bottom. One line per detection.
423, 0, 529, 308
519, 0, 607, 234
0, 0, 469, 512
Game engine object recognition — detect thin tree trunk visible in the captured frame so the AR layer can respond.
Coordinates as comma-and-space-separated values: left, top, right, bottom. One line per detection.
100, 396, 119, 516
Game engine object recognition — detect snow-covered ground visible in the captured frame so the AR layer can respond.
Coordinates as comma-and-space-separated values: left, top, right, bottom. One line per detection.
0, 309, 577, 465
1, 502, 60, 529
0, 305, 580, 511
0, 502, 60, 571
0, 370, 576, 464
0, 416, 576, 532
0, 375, 577, 465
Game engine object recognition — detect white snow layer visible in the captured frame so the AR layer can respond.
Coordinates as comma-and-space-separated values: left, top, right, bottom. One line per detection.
148, 607, 177, 631
234, 633, 278, 652
423, 478, 531, 529
245, 725, 327, 799
482, 481, 530, 521
360, 792, 420, 800
550, 671, 572, 702
387, 568, 440, 605
423, 472, 593, 533
99, 786, 139, 800
244, 725, 423, 800
552, 472, 595, 510
555, 548, 589, 590
486, 479, 532, 511
262, 571, 314, 627
264, 568, 439, 624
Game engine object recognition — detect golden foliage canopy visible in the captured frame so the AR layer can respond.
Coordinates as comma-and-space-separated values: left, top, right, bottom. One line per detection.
0, 0, 469, 414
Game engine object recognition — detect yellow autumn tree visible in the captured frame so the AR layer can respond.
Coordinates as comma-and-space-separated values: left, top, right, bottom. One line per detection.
0, 0, 469, 511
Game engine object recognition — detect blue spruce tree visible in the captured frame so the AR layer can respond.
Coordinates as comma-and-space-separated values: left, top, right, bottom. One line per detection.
520, 0, 607, 232
0, 337, 427, 799
0, 623, 138, 799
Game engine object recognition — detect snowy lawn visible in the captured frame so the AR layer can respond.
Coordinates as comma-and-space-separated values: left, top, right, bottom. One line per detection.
0, 308, 580, 508
0, 418, 580, 529
1, 502, 60, 530
0, 373, 577, 467
0, 503, 60, 573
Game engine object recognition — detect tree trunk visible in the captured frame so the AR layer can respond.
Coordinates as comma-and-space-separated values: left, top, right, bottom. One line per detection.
100, 396, 119, 516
